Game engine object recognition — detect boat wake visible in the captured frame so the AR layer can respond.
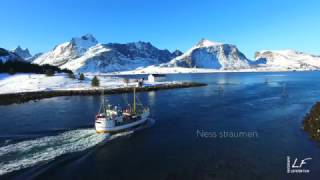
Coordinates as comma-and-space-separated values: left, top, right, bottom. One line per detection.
0, 118, 155, 176
0, 129, 106, 176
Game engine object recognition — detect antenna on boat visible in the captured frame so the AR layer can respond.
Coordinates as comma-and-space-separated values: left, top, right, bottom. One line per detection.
133, 87, 136, 114
102, 89, 105, 110
98, 89, 105, 114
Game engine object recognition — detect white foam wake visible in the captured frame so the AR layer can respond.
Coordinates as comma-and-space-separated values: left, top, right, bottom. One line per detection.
0, 118, 155, 176
0, 129, 107, 175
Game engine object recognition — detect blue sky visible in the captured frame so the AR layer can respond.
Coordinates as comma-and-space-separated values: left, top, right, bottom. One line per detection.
0, 0, 320, 59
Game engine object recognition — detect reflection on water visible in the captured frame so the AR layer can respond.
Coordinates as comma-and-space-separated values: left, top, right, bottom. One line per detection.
147, 91, 156, 106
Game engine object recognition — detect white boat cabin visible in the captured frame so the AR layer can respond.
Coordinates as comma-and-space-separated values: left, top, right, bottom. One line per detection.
148, 74, 165, 83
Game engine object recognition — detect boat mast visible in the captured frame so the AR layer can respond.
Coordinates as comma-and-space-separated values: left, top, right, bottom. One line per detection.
133, 87, 136, 114
101, 90, 105, 112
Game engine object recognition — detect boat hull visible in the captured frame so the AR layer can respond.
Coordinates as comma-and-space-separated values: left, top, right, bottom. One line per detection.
95, 112, 149, 134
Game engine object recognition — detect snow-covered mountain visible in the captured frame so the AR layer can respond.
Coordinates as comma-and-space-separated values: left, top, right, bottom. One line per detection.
0, 48, 24, 63
12, 46, 32, 60
33, 34, 181, 72
162, 39, 251, 70
33, 34, 98, 67
172, 49, 183, 57
16, 34, 320, 73
105, 42, 180, 64
254, 49, 320, 70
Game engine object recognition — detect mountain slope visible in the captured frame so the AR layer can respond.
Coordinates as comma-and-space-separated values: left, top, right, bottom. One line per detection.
163, 39, 251, 70
105, 42, 180, 64
254, 49, 320, 70
33, 34, 98, 66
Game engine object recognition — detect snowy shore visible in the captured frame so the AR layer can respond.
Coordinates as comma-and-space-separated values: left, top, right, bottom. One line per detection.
0, 73, 138, 95
108, 66, 318, 75
0, 66, 317, 95
0, 79, 206, 105
0, 72, 208, 105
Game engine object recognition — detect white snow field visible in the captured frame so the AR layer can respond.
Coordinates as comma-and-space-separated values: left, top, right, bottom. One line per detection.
0, 73, 137, 95
0, 73, 180, 95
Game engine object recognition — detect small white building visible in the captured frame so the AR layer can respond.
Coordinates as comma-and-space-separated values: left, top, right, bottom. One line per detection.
148, 74, 165, 83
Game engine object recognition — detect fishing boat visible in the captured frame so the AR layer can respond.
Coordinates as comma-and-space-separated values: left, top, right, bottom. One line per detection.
95, 88, 150, 134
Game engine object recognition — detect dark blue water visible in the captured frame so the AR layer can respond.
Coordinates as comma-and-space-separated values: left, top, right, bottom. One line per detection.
1, 72, 320, 180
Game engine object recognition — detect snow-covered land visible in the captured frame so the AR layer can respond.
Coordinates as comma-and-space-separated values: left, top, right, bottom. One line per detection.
0, 73, 134, 94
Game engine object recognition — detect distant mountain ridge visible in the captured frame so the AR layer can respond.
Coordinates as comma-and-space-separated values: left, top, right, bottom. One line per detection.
254, 49, 320, 70
32, 34, 182, 72
0, 48, 24, 63
3, 34, 320, 72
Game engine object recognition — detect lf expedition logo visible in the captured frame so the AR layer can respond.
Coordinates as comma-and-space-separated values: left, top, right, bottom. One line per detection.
287, 156, 312, 174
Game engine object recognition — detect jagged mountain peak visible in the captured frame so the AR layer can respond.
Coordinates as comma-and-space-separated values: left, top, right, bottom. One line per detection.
12, 46, 32, 59
134, 41, 152, 46
0, 47, 25, 63
172, 49, 183, 56
195, 38, 223, 48
14, 45, 24, 51
70, 33, 98, 50
33, 34, 99, 66
81, 33, 96, 40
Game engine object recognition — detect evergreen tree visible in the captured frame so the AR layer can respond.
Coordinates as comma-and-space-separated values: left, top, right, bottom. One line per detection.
0, 60, 72, 74
91, 76, 100, 87
8, 68, 15, 75
45, 69, 54, 76
68, 72, 76, 79
0, 61, 3, 72
79, 73, 85, 80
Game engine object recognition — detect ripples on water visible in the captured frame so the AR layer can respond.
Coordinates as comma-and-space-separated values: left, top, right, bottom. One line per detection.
0, 129, 106, 175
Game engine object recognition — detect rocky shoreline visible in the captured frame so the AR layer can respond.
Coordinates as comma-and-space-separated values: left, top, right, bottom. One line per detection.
303, 102, 320, 142
0, 82, 207, 105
